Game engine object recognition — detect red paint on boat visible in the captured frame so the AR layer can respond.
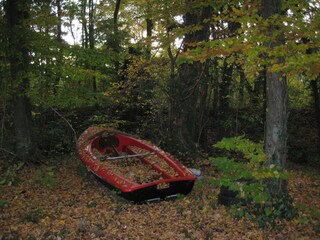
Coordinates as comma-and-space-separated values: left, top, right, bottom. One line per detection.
77, 126, 196, 201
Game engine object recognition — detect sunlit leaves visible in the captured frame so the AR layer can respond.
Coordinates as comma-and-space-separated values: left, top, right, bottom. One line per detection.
210, 136, 287, 206
179, 0, 320, 82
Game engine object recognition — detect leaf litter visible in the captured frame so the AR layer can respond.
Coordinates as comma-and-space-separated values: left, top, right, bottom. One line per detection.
0, 156, 319, 240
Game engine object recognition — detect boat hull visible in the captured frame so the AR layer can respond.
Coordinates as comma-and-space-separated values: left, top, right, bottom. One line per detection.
77, 126, 196, 202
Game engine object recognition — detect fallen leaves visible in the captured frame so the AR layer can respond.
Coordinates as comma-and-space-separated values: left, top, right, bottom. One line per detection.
0, 156, 319, 239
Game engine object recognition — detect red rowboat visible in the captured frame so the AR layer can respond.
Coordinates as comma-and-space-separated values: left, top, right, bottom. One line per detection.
77, 126, 197, 202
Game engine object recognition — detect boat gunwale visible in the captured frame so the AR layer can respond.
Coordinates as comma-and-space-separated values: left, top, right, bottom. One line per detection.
78, 128, 196, 193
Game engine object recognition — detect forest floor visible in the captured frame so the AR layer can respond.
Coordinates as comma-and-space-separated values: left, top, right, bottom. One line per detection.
0, 155, 319, 240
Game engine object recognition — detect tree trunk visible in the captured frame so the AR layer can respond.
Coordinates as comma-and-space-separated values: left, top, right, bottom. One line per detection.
146, 19, 153, 60
81, 0, 88, 48
88, 0, 96, 92
5, 0, 33, 161
171, 2, 211, 154
216, 8, 240, 139
166, 31, 181, 141
217, 58, 232, 139
113, 0, 121, 81
311, 78, 320, 155
197, 62, 210, 150
219, 59, 232, 114
55, 0, 63, 95
303, 37, 320, 156
262, 0, 289, 200
146, 0, 153, 60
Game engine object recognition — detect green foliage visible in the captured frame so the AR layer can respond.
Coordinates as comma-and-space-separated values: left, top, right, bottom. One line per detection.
210, 137, 278, 204
20, 207, 45, 224
0, 162, 24, 186
106, 55, 166, 138
27, 235, 37, 240
1, 0, 318, 179
34, 166, 57, 189
295, 204, 320, 228
253, 195, 295, 227
76, 162, 90, 180
47, 226, 70, 239
33, 107, 101, 155
288, 77, 312, 109
0, 198, 8, 208
211, 136, 286, 204
210, 136, 291, 226
178, 0, 320, 111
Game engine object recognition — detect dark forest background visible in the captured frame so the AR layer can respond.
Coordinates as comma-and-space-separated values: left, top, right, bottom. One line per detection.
0, 0, 319, 202
1, 1, 320, 238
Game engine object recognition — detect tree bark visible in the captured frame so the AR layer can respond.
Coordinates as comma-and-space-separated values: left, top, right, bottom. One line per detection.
197, 62, 210, 150
146, 19, 153, 60
216, 6, 241, 139
113, 0, 121, 81
171, 1, 211, 154
88, 0, 96, 91
146, 0, 153, 60
5, 0, 33, 161
311, 78, 320, 155
219, 59, 232, 114
81, 0, 88, 48
55, 0, 63, 95
303, 37, 320, 156
262, 0, 289, 200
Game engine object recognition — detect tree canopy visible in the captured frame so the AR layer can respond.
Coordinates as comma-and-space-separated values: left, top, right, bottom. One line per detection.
0, 0, 320, 237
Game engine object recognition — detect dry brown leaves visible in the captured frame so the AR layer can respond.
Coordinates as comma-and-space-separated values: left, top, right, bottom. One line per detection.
93, 145, 179, 184
0, 156, 319, 240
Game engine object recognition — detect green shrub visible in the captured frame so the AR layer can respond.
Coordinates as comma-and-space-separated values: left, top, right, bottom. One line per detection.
20, 207, 45, 224
0, 161, 24, 186
0, 199, 8, 208
34, 166, 57, 189
210, 136, 286, 204
210, 136, 290, 226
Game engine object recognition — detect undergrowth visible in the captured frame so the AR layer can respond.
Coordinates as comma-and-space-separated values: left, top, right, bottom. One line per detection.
210, 136, 295, 227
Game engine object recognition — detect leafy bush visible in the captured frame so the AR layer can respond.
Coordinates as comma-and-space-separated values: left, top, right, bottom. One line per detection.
211, 136, 286, 204
20, 207, 45, 224
0, 198, 8, 208
210, 136, 291, 226
34, 166, 57, 189
32, 109, 77, 155
0, 161, 24, 186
